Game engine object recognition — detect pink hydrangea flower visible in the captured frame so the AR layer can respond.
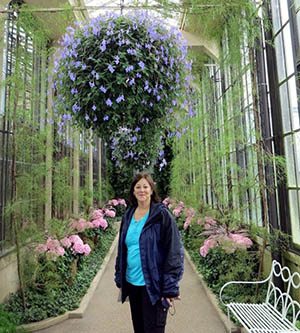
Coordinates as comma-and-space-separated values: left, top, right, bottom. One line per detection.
183, 217, 192, 230
92, 217, 108, 230
72, 242, 85, 254
117, 198, 127, 206
46, 238, 61, 251
229, 233, 253, 247
200, 245, 209, 257
162, 197, 170, 206
83, 244, 91, 256
69, 234, 83, 245
60, 237, 72, 248
173, 207, 183, 217
109, 199, 119, 206
91, 209, 104, 220
104, 209, 116, 218
199, 239, 217, 257
53, 246, 65, 256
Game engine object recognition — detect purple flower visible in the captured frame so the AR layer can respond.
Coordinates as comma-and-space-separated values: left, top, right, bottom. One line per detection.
69, 72, 76, 82
131, 136, 137, 143
116, 95, 125, 103
89, 81, 95, 88
114, 55, 120, 64
108, 64, 115, 73
106, 98, 112, 107
136, 73, 142, 78
159, 158, 167, 171
103, 115, 109, 121
74, 61, 81, 68
138, 61, 145, 70
92, 105, 97, 111
129, 78, 135, 86
85, 114, 90, 121
127, 48, 137, 55
100, 40, 107, 52
100, 85, 107, 93
71, 88, 78, 94
125, 65, 134, 73
135, 127, 141, 132
72, 103, 81, 113
62, 114, 72, 121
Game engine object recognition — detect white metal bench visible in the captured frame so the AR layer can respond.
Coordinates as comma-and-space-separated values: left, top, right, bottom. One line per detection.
219, 260, 300, 333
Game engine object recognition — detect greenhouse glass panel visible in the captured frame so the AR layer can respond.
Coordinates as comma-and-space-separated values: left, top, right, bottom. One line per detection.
295, 131, 300, 186
279, 82, 292, 133
274, 34, 286, 83
271, 0, 281, 34
289, 190, 300, 244
282, 24, 295, 78
280, 0, 290, 27
287, 76, 300, 130
284, 135, 297, 187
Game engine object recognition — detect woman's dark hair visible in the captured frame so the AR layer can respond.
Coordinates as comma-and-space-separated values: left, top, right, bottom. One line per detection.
128, 172, 160, 206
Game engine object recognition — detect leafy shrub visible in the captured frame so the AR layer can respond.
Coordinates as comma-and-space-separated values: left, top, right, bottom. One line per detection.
0, 305, 25, 333
3, 228, 116, 324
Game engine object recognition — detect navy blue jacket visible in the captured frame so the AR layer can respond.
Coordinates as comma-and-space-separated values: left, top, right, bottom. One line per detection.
114, 202, 184, 305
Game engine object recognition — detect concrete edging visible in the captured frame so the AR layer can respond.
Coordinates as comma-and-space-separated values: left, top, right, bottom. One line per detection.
17, 235, 119, 332
184, 249, 238, 333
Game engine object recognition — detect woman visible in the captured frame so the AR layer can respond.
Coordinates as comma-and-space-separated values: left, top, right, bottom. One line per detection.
115, 172, 184, 333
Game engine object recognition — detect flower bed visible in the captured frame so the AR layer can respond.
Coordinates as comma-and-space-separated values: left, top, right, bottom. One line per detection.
2, 200, 127, 325
4, 227, 116, 325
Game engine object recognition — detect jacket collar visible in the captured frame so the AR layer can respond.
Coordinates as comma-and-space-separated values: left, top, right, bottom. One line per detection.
125, 201, 164, 225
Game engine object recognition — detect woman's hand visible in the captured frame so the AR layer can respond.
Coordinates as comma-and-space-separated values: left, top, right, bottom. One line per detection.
162, 296, 181, 307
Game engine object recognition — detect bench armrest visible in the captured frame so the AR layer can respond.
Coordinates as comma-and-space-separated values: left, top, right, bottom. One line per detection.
219, 277, 270, 306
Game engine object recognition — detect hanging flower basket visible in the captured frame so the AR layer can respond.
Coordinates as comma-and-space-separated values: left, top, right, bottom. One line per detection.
53, 11, 192, 139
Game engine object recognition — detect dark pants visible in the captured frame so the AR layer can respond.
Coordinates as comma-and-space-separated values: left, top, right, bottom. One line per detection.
126, 282, 168, 333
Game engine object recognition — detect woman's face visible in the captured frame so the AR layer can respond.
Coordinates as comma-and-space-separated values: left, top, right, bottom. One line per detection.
133, 178, 153, 205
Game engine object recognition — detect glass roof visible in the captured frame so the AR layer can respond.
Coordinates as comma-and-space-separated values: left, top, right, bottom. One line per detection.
83, 0, 182, 28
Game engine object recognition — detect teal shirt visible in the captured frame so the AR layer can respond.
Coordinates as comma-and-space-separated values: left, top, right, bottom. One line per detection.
125, 211, 149, 286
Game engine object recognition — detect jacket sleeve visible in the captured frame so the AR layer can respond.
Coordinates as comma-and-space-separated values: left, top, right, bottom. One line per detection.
161, 209, 184, 298
114, 216, 124, 288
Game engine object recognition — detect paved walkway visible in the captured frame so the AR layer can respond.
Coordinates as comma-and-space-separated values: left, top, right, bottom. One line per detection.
36, 243, 227, 333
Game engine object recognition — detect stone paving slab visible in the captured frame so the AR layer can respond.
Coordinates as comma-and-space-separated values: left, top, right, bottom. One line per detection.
34, 242, 228, 333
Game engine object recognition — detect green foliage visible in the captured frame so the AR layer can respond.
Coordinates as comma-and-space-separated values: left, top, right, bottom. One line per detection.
94, 177, 115, 204
4, 229, 116, 325
17, 5, 50, 47
52, 157, 72, 217
46, 218, 73, 240
0, 305, 26, 333
153, 137, 174, 199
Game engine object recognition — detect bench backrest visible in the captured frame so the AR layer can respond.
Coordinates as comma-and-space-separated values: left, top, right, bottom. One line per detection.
265, 260, 300, 326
